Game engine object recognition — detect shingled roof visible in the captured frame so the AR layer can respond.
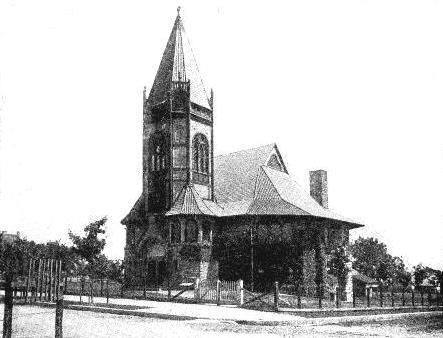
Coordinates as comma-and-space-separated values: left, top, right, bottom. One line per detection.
166, 184, 223, 217
212, 144, 363, 227
214, 143, 280, 204
123, 143, 363, 228
147, 10, 211, 110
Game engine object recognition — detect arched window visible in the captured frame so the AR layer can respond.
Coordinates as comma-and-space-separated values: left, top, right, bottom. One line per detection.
185, 220, 198, 242
170, 222, 181, 243
149, 133, 168, 172
192, 134, 209, 174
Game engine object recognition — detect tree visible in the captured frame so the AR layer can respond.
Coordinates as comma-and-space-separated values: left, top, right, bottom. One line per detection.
392, 257, 411, 289
69, 217, 107, 266
350, 237, 396, 283
327, 245, 351, 294
413, 264, 430, 289
413, 264, 440, 289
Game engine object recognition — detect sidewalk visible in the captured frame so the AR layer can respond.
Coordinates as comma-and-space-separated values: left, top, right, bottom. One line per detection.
61, 294, 297, 323
27, 294, 441, 326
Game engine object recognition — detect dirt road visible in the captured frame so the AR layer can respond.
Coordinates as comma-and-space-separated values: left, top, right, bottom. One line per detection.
1, 305, 442, 337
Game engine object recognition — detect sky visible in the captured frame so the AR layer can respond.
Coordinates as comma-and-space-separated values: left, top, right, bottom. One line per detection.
0, 0, 442, 270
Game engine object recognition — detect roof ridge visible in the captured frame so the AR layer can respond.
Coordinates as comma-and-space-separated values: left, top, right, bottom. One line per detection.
215, 143, 276, 158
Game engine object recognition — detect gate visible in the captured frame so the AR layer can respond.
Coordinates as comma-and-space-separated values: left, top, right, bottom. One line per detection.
198, 279, 238, 304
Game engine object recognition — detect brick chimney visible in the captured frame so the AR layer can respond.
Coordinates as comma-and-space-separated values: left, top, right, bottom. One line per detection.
310, 170, 328, 209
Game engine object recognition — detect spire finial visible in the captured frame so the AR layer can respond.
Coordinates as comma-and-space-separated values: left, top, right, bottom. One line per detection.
177, 6, 181, 16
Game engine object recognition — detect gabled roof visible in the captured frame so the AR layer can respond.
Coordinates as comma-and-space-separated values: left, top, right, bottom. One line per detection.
213, 143, 363, 227
147, 11, 211, 110
214, 143, 278, 204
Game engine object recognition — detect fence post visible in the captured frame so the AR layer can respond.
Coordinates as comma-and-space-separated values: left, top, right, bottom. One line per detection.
31, 258, 36, 302
90, 280, 94, 303
412, 289, 415, 307
167, 274, 171, 301
352, 289, 356, 308
391, 286, 394, 307
3, 270, 13, 338
143, 274, 147, 300
55, 290, 63, 338
80, 278, 84, 303
25, 258, 32, 303
3, 267, 13, 338
237, 279, 244, 306
49, 259, 54, 301
335, 286, 340, 308
421, 291, 424, 307
106, 280, 110, 304
194, 278, 200, 302
297, 285, 302, 309
55, 260, 63, 338
366, 288, 371, 307
427, 290, 431, 307
45, 259, 49, 301
379, 284, 383, 307
274, 281, 279, 312
41, 259, 46, 301
216, 280, 221, 306
55, 260, 59, 302
36, 259, 41, 302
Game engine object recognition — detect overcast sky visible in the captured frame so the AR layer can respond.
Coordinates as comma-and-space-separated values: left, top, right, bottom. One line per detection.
0, 0, 442, 270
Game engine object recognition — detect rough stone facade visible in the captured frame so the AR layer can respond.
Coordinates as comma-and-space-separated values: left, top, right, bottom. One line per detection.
121, 10, 363, 297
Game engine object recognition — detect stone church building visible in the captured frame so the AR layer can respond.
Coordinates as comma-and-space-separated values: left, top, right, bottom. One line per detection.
122, 10, 363, 297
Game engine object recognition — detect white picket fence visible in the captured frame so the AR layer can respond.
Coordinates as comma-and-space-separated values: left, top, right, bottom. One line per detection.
195, 279, 244, 305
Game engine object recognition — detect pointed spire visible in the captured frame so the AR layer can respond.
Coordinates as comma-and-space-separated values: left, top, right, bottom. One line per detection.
147, 8, 211, 110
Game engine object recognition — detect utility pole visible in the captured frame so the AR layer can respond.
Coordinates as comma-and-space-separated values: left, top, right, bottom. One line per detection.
250, 224, 254, 292
3, 265, 13, 338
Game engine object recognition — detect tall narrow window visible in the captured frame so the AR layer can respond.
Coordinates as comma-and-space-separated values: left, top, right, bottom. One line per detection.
202, 221, 211, 242
185, 220, 198, 242
192, 134, 209, 174
149, 134, 168, 172
170, 221, 181, 243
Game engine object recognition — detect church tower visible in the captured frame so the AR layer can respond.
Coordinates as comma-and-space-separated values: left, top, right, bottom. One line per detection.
122, 8, 216, 287
143, 7, 214, 214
